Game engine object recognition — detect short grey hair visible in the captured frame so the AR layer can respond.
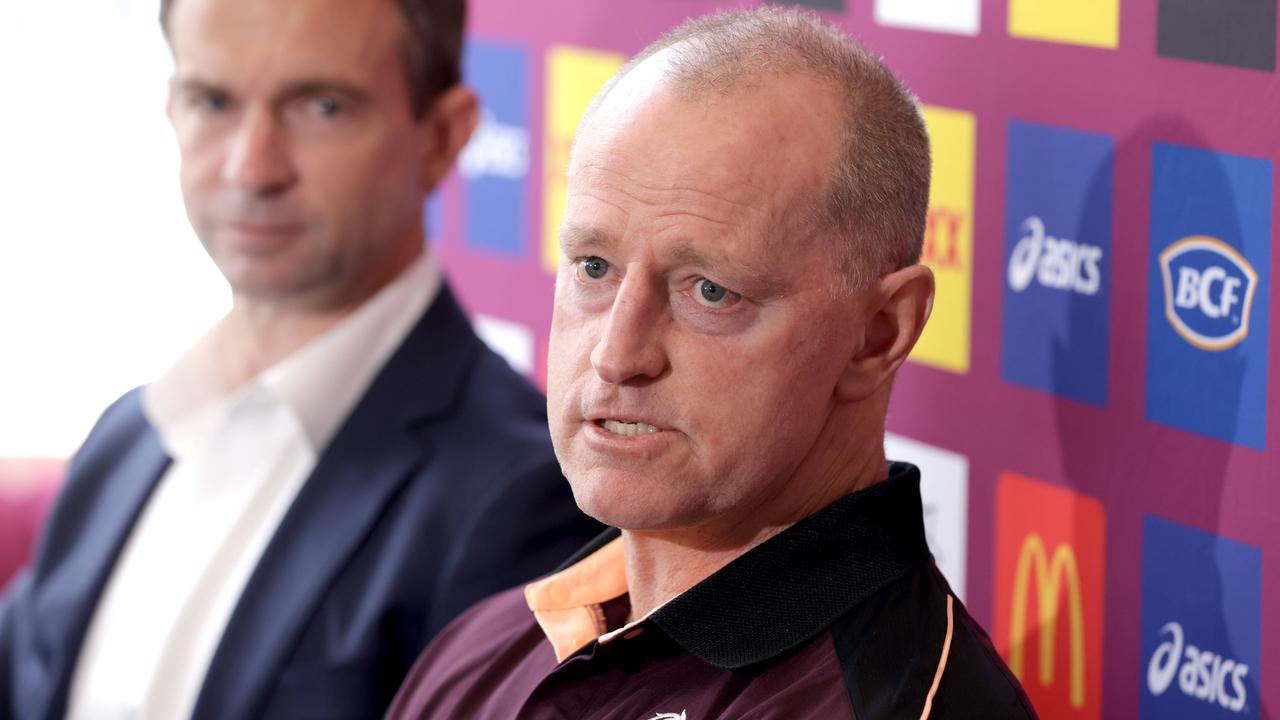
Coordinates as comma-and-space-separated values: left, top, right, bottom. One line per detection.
577, 8, 931, 289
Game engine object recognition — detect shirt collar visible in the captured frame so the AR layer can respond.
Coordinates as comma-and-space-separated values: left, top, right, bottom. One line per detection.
259, 252, 440, 449
525, 462, 929, 669
144, 252, 441, 457
525, 535, 628, 661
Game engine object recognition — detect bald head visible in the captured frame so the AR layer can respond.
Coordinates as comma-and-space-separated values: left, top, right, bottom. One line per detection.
571, 54, 844, 268
574, 8, 931, 289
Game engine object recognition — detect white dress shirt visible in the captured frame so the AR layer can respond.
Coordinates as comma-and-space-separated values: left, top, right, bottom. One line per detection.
66, 254, 441, 720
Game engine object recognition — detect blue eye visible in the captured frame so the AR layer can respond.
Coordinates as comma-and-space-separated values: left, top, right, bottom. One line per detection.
311, 96, 341, 117
579, 256, 609, 280
196, 91, 230, 113
693, 278, 736, 308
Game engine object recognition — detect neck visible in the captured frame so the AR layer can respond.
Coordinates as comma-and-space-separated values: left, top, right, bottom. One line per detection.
218, 245, 422, 388
216, 304, 344, 388
622, 399, 890, 620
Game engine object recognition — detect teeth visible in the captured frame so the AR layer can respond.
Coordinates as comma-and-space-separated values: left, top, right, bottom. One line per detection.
601, 419, 660, 437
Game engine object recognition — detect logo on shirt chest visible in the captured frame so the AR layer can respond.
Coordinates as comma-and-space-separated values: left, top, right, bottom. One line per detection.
645, 711, 687, 720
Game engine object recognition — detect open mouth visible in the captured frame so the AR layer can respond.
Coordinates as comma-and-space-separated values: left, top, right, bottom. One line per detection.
597, 419, 661, 437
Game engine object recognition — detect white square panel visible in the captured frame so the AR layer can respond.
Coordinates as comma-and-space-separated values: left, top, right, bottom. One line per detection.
874, 0, 980, 36
884, 433, 969, 601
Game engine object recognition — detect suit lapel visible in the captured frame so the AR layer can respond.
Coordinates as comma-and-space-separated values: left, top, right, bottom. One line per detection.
192, 284, 481, 720
38, 409, 170, 720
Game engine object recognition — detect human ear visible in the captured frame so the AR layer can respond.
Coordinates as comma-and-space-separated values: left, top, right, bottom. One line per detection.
417, 85, 479, 191
165, 79, 177, 128
834, 264, 935, 402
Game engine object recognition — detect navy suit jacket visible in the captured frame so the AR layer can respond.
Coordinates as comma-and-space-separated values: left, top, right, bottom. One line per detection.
0, 283, 602, 719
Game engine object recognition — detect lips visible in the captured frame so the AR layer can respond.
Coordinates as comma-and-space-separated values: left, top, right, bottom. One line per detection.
221, 221, 305, 253
227, 221, 304, 235
599, 419, 661, 436
579, 412, 679, 457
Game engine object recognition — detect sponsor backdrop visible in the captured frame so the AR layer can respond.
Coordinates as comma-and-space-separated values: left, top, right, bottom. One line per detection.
437, 3, 1280, 718
2, 0, 1277, 718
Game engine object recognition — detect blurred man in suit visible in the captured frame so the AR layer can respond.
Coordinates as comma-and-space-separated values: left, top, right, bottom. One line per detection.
386, 8, 1036, 719
0, 0, 600, 717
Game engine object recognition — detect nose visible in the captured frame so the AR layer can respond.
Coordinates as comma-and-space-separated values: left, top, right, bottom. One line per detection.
222, 107, 297, 195
589, 274, 668, 385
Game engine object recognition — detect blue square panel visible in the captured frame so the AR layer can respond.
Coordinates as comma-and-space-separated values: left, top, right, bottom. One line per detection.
459, 41, 531, 256
1001, 121, 1114, 407
1141, 515, 1262, 719
1146, 143, 1271, 449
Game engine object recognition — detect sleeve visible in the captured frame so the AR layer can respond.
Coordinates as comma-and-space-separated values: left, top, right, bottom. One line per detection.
0, 568, 33, 716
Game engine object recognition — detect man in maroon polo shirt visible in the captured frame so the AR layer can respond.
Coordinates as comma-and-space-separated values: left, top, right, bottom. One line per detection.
387, 8, 1037, 719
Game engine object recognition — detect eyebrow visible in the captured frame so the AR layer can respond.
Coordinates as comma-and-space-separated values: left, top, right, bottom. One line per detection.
276, 80, 371, 104
559, 223, 616, 255
171, 76, 224, 97
668, 244, 788, 299
171, 76, 372, 106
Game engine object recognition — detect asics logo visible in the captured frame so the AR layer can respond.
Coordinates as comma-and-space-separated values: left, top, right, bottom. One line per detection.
1147, 621, 1249, 713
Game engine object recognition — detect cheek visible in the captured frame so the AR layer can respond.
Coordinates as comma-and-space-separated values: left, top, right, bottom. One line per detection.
682, 331, 831, 450
174, 116, 231, 174
302, 143, 417, 243
177, 141, 218, 195
668, 341, 762, 445
547, 294, 595, 412
309, 126, 410, 192
178, 153, 222, 233
767, 345, 843, 444
304, 147, 377, 201
549, 272, 603, 355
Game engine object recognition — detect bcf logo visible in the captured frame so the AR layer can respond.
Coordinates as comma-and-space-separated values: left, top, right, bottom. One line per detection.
1159, 236, 1258, 350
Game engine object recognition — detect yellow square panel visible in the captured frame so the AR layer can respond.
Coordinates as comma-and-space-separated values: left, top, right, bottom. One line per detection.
1009, 0, 1119, 49
541, 45, 625, 273
910, 105, 976, 374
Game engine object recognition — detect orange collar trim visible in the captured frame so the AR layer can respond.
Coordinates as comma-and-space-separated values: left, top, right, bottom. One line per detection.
524, 536, 628, 662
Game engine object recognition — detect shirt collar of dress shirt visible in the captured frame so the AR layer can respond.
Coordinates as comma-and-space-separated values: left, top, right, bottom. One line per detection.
143, 251, 442, 460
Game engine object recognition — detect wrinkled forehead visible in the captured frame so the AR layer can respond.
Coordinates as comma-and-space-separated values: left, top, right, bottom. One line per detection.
569, 49, 842, 231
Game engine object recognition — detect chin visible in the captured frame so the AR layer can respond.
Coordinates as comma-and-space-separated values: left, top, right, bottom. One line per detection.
567, 466, 708, 531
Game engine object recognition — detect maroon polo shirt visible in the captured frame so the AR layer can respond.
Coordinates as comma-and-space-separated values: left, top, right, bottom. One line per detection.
386, 463, 1038, 719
